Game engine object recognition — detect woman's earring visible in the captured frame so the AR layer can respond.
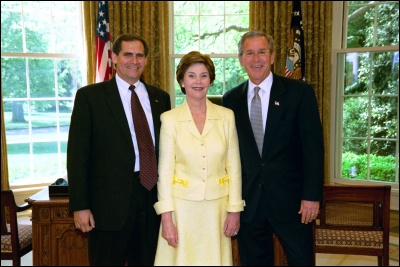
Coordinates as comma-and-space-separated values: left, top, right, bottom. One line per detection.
181, 84, 184, 87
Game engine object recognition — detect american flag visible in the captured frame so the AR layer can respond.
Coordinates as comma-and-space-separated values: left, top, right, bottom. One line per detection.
285, 1, 305, 80
96, 1, 113, 82
284, 66, 292, 77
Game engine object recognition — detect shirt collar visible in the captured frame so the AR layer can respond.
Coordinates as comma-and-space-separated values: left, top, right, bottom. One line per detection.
248, 73, 273, 96
115, 73, 142, 93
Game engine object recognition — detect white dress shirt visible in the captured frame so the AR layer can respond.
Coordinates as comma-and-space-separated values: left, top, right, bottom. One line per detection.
247, 74, 273, 132
116, 74, 155, 172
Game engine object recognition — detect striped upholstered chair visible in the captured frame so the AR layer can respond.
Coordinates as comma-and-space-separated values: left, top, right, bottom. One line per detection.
1, 189, 32, 266
313, 184, 391, 266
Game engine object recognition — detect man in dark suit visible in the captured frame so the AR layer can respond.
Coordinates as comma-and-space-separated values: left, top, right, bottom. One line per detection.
68, 33, 171, 265
222, 31, 324, 266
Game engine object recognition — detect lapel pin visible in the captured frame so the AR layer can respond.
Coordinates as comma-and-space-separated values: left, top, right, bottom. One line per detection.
275, 101, 280, 106
155, 100, 159, 102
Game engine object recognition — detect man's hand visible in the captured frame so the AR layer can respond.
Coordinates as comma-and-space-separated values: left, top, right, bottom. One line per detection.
74, 209, 95, 232
298, 200, 319, 224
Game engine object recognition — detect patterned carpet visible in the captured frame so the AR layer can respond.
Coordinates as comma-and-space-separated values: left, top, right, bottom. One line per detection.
389, 210, 399, 266
389, 235, 399, 266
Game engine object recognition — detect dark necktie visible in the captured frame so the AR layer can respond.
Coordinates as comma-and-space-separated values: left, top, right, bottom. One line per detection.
129, 85, 158, 191
250, 86, 264, 156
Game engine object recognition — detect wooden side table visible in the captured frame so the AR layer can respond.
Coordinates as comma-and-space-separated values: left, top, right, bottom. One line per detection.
26, 187, 89, 266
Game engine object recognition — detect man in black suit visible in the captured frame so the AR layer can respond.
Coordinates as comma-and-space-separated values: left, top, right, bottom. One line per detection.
67, 33, 171, 265
222, 31, 324, 266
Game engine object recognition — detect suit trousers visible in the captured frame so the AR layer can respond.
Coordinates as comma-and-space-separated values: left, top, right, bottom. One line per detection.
238, 187, 314, 266
88, 172, 160, 266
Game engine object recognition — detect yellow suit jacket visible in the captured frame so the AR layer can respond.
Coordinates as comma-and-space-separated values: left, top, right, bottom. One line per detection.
154, 99, 244, 214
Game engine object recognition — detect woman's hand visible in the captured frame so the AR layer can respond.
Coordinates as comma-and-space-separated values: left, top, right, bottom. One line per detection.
161, 212, 178, 248
223, 212, 240, 237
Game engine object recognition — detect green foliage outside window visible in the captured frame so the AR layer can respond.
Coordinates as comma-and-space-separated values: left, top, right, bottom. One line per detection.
342, 152, 396, 182
172, 1, 249, 107
339, 1, 399, 183
1, 1, 85, 186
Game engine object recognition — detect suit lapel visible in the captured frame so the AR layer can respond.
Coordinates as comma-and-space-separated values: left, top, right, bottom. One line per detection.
234, 82, 261, 157
177, 100, 220, 141
262, 74, 285, 158
104, 78, 135, 151
201, 99, 218, 138
177, 101, 203, 141
144, 82, 163, 150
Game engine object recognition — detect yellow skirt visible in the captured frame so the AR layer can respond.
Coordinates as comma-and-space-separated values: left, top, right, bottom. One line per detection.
154, 196, 232, 266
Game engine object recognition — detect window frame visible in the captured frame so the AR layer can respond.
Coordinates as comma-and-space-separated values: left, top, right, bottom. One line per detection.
168, 1, 249, 108
330, 2, 399, 193
1, 1, 86, 188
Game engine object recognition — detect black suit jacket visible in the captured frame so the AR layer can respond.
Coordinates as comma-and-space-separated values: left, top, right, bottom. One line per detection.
67, 77, 171, 231
222, 73, 324, 223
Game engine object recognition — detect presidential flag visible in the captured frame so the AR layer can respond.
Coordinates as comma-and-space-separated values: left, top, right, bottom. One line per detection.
285, 1, 305, 80
96, 1, 113, 82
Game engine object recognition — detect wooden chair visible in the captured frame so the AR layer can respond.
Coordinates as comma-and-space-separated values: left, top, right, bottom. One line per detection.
1, 189, 33, 266
232, 236, 241, 266
273, 233, 288, 266
313, 184, 391, 266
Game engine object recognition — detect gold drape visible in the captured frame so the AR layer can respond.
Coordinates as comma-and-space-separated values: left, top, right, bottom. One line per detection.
1, 81, 10, 190
82, 1, 98, 86
250, 1, 332, 184
83, 1, 170, 92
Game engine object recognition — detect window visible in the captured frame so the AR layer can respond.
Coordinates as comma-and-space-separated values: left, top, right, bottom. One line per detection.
331, 2, 399, 187
170, 1, 249, 107
1, 1, 86, 187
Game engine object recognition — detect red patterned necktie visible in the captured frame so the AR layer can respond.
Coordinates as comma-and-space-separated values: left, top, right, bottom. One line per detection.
129, 85, 158, 191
